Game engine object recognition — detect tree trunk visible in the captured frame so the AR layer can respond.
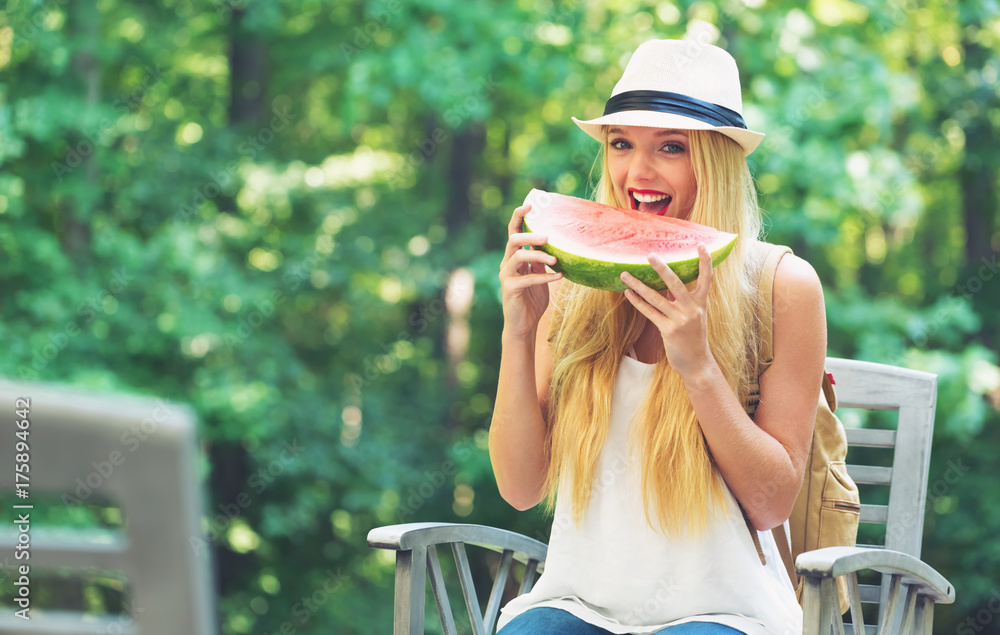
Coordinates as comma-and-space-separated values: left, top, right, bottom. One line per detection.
207, 441, 252, 598
958, 40, 998, 351
444, 126, 486, 235
959, 41, 997, 267
442, 126, 485, 427
62, 0, 100, 259
228, 10, 269, 128
207, 4, 271, 611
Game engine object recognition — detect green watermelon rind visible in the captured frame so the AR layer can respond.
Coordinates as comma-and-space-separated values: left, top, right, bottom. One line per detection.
523, 218, 737, 292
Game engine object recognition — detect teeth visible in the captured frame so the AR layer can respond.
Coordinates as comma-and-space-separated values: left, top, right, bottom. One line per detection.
632, 192, 670, 203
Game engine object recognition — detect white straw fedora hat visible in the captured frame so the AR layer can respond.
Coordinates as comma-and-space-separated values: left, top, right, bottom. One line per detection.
572, 39, 764, 156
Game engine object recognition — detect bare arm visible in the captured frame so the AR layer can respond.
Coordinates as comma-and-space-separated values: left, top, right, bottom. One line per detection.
488, 204, 561, 511
682, 254, 825, 529
622, 247, 825, 529
489, 296, 557, 510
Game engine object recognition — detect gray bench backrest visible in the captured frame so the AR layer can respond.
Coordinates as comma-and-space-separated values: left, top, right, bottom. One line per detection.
0, 382, 217, 635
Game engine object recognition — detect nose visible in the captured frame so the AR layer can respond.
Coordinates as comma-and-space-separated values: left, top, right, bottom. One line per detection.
628, 148, 656, 183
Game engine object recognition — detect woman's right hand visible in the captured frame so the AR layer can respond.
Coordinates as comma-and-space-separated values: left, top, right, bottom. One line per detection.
499, 204, 562, 339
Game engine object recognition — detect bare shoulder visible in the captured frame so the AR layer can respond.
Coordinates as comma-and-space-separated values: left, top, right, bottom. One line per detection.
762, 252, 827, 387
768, 252, 826, 381
774, 253, 822, 293
773, 253, 824, 318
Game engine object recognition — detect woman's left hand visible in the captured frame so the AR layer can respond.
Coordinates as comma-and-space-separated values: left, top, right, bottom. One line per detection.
620, 243, 714, 377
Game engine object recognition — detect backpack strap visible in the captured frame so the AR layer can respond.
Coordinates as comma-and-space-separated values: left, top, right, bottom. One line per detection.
741, 507, 766, 565
757, 244, 793, 373
744, 244, 792, 417
742, 243, 793, 566
771, 521, 798, 587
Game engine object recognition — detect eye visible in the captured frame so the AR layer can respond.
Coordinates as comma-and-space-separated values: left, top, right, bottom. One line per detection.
662, 142, 685, 154
609, 138, 632, 150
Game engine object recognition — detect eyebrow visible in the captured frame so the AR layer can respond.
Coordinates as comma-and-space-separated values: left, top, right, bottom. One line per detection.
607, 127, 689, 138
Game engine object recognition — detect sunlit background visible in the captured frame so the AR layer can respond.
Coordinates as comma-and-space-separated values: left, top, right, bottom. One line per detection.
1, 0, 999, 633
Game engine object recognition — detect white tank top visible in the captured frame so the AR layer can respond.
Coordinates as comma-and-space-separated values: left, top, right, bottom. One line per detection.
498, 355, 803, 635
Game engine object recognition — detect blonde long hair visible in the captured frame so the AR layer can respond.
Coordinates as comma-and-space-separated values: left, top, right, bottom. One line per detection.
543, 128, 764, 537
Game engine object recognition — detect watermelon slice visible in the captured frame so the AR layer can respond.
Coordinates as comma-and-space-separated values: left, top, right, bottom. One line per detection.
521, 189, 737, 292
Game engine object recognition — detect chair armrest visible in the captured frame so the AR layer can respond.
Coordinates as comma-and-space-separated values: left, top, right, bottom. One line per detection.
368, 522, 548, 569
369, 523, 548, 634
796, 546, 955, 604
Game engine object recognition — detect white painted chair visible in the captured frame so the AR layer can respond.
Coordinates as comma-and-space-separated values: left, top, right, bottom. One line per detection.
798, 357, 954, 634
0, 382, 217, 635
367, 357, 955, 634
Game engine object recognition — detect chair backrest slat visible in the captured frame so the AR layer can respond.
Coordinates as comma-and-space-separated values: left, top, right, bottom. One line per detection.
899, 585, 919, 633
0, 528, 129, 571
879, 574, 904, 633
426, 544, 458, 635
833, 599, 848, 635
859, 504, 889, 524
451, 542, 488, 635
858, 584, 881, 603
846, 571, 867, 635
519, 559, 540, 595
847, 464, 892, 485
845, 428, 897, 448
483, 549, 514, 633
0, 610, 139, 634
826, 359, 936, 411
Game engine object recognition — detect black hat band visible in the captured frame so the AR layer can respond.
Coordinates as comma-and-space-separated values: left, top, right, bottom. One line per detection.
603, 90, 747, 130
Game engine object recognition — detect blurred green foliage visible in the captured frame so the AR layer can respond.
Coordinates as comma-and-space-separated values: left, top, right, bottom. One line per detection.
1, 0, 998, 632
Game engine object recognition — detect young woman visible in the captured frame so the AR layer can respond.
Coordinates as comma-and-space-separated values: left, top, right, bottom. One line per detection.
490, 40, 827, 634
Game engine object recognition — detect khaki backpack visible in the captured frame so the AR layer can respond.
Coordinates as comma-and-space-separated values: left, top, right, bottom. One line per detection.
746, 244, 861, 615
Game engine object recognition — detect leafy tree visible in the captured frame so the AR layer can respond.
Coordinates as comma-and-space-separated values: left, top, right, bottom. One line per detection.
1, 0, 997, 632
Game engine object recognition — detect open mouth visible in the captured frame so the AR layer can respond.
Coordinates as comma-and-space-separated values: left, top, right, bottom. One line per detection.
628, 189, 672, 216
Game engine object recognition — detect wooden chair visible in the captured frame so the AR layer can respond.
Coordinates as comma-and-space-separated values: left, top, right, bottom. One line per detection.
0, 381, 217, 635
367, 358, 955, 634
798, 357, 954, 634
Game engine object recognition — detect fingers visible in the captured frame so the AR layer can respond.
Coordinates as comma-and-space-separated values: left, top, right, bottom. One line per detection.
499, 247, 561, 295
622, 285, 660, 319
500, 204, 560, 290
620, 271, 673, 320
692, 243, 714, 302
504, 270, 563, 292
644, 244, 714, 306
621, 243, 714, 317
508, 204, 532, 237
502, 247, 557, 276
646, 252, 691, 306
503, 231, 550, 264
504, 204, 551, 259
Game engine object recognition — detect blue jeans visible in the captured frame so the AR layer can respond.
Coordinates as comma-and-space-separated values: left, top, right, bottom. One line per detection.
498, 607, 746, 634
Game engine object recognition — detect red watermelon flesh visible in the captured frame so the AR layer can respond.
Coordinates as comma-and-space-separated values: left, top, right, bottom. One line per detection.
521, 189, 737, 291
